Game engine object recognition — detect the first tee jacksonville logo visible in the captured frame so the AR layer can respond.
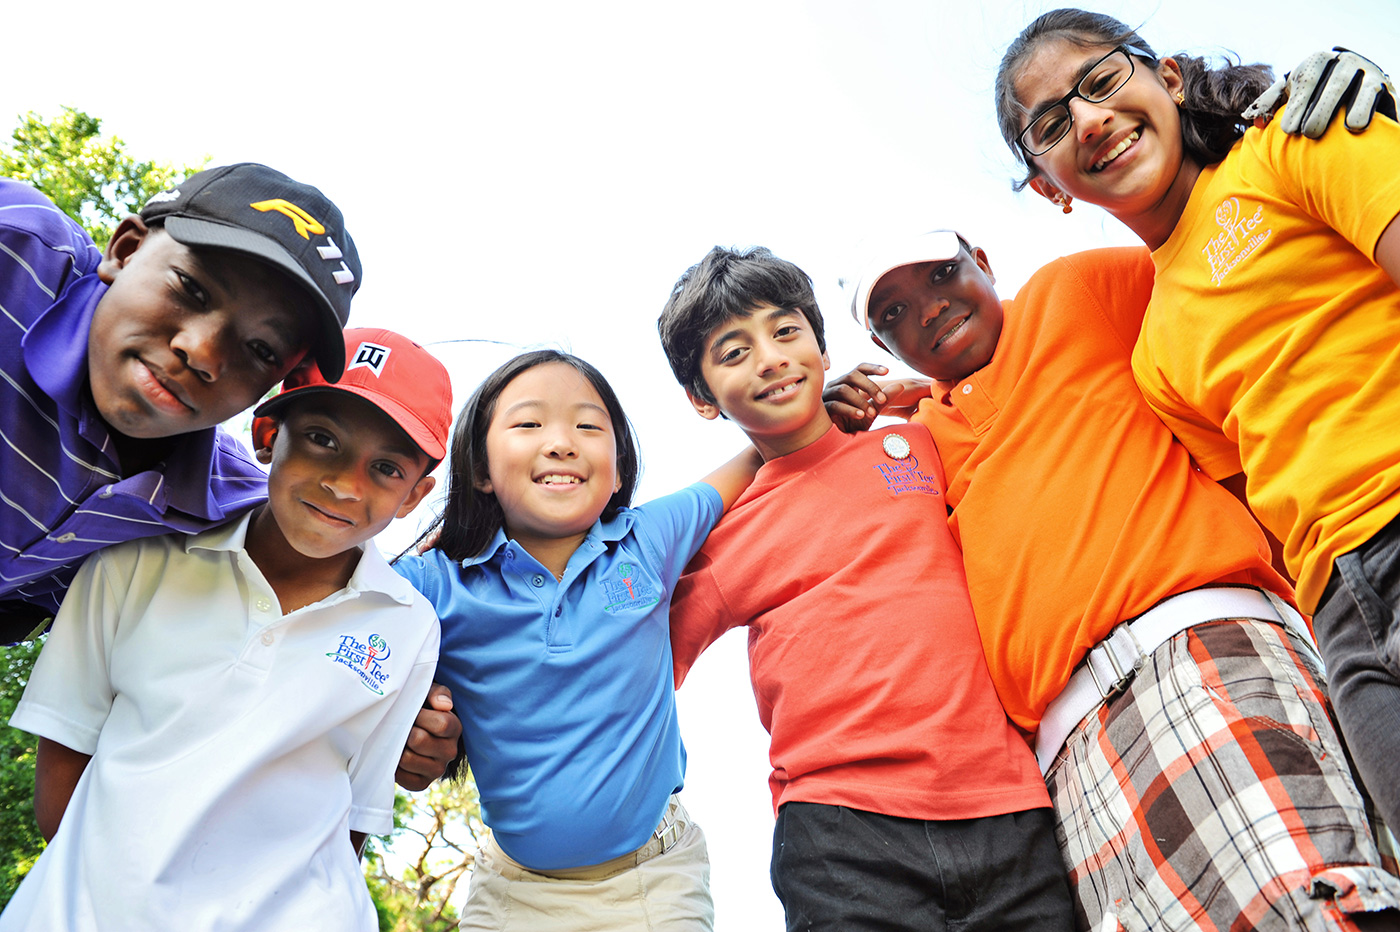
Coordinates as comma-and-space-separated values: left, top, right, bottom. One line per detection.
327, 633, 393, 694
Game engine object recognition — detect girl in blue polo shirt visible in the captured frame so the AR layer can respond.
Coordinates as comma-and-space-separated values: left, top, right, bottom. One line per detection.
394, 349, 757, 931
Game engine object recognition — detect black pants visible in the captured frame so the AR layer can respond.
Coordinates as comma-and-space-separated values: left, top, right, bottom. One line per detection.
770, 802, 1072, 932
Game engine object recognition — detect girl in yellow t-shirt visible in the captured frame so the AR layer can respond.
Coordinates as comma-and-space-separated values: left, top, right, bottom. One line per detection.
994, 4, 1400, 870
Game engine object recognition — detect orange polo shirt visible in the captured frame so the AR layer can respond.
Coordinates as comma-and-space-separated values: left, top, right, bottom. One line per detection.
911, 248, 1290, 735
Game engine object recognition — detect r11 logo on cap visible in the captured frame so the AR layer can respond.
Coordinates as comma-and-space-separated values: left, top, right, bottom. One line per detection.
347, 342, 391, 377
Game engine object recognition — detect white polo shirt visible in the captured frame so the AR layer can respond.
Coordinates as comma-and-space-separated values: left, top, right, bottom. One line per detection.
3, 513, 440, 931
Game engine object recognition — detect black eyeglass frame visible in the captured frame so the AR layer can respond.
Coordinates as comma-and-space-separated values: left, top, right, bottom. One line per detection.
1017, 44, 1156, 157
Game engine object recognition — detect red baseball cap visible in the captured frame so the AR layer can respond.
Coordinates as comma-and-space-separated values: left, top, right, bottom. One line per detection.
253, 327, 452, 460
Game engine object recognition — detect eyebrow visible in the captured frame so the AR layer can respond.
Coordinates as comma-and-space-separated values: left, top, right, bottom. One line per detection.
304, 406, 424, 462
707, 307, 802, 355
500, 398, 611, 420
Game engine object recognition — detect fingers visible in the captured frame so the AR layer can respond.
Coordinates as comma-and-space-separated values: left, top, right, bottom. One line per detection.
824, 364, 890, 433
426, 681, 454, 713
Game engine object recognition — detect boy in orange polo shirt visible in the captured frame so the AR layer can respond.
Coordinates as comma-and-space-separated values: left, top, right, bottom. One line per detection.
828, 234, 1400, 931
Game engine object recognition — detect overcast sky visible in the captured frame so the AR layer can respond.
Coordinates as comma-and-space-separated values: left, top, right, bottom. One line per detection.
7, 0, 1397, 923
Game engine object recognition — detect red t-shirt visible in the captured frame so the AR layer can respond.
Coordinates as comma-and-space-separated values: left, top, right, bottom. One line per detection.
671, 424, 1049, 821
911, 248, 1291, 734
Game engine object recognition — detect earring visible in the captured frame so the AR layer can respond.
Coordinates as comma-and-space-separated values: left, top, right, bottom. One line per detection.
1175, 91, 1185, 105
1053, 193, 1073, 214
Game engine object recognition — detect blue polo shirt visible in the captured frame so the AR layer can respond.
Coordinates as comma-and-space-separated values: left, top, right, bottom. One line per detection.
395, 482, 723, 870
0, 179, 269, 629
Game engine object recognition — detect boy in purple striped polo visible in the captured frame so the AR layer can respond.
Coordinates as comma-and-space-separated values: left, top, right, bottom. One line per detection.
0, 163, 358, 643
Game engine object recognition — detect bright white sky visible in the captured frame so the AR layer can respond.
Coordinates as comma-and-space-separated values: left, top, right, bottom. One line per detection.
7, 0, 1397, 924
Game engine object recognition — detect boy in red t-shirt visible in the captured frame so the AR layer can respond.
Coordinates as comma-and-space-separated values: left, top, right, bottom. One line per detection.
656, 245, 1069, 932
827, 232, 1400, 931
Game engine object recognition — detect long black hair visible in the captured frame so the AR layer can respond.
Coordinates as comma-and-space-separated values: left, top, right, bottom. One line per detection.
995, 8, 1274, 191
410, 349, 642, 563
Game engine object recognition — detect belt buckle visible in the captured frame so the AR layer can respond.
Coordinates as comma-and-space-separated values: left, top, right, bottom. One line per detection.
1088, 624, 1146, 699
653, 813, 682, 853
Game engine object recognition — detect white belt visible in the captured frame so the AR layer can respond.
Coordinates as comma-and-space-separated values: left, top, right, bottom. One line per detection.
1034, 587, 1316, 774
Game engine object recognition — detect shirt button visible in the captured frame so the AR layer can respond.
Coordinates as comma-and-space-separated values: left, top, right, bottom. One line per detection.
961, 384, 972, 395
55, 532, 76, 543
98, 487, 115, 499
505, 549, 515, 559
531, 574, 545, 588
260, 630, 274, 646
256, 598, 272, 613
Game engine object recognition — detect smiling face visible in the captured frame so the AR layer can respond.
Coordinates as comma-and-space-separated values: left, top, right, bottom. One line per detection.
1014, 38, 1199, 246
88, 221, 314, 440
257, 392, 435, 561
868, 246, 1003, 383
477, 362, 622, 552
690, 304, 831, 459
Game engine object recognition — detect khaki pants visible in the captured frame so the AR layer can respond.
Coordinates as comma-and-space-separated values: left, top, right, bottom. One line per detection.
459, 796, 714, 932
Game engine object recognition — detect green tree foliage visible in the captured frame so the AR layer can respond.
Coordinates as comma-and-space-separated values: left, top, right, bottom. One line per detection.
365, 779, 485, 931
0, 640, 44, 909
0, 106, 205, 250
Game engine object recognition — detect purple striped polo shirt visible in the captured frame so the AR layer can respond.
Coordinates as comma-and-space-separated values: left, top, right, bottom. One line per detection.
0, 179, 268, 631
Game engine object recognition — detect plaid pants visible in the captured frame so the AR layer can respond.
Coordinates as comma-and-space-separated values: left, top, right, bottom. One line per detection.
1047, 618, 1400, 931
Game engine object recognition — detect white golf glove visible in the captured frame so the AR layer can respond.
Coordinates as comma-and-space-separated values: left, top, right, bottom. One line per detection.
1241, 47, 1396, 137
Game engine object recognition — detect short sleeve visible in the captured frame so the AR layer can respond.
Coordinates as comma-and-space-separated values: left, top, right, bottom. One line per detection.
10, 548, 127, 754
346, 606, 441, 836
630, 483, 725, 585
1132, 340, 1243, 478
669, 553, 738, 687
1266, 114, 1400, 260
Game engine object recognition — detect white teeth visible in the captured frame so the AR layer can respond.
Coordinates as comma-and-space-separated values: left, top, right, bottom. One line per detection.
758, 381, 800, 400
1094, 131, 1139, 170
538, 475, 581, 485
934, 318, 967, 348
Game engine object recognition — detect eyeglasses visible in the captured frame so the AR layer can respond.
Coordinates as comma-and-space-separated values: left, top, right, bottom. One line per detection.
1018, 46, 1151, 156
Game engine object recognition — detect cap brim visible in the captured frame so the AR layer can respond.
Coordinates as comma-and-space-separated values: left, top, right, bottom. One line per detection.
850, 230, 963, 330
164, 216, 347, 381
254, 385, 446, 461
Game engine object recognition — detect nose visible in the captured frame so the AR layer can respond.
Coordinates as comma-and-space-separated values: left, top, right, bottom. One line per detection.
543, 425, 578, 459
919, 297, 950, 327
753, 337, 791, 376
170, 315, 231, 383
322, 465, 366, 501
1070, 97, 1113, 143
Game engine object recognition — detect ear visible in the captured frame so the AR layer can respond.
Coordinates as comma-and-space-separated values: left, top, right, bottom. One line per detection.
251, 417, 278, 461
473, 472, 493, 495
96, 216, 150, 284
1157, 56, 1185, 98
685, 389, 721, 421
396, 475, 436, 520
821, 351, 831, 372
1028, 177, 1062, 205
971, 246, 996, 285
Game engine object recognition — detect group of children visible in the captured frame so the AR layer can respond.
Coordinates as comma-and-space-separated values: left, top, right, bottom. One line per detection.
2, 10, 1400, 932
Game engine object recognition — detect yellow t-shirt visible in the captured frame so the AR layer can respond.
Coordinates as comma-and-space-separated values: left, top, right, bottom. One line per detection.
1133, 115, 1400, 612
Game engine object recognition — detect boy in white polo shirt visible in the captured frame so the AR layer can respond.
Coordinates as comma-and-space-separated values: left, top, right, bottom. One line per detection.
2, 328, 452, 932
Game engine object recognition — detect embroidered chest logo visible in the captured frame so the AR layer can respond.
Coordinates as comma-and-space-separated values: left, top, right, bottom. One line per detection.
1202, 197, 1272, 286
872, 454, 943, 497
326, 633, 393, 694
346, 341, 391, 376
600, 562, 659, 614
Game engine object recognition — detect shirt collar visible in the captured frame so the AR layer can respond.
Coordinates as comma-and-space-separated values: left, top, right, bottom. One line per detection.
458, 508, 639, 569
187, 511, 417, 606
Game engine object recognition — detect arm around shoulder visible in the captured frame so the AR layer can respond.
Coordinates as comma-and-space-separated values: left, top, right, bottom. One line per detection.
701, 445, 765, 510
